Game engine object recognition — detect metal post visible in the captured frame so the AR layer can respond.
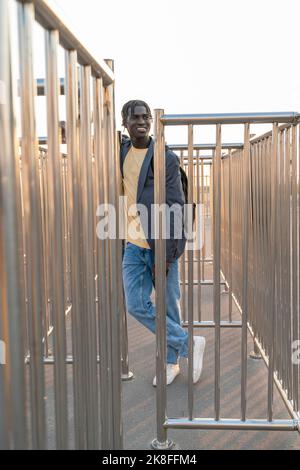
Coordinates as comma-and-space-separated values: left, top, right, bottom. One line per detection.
228, 150, 233, 323
241, 123, 250, 421
201, 158, 205, 281
18, 0, 47, 449
65, 48, 86, 449
115, 133, 133, 382
45, 28, 68, 449
0, 0, 27, 449
187, 125, 194, 420
80, 64, 99, 449
179, 150, 187, 323
152, 109, 173, 450
213, 125, 222, 421
249, 140, 262, 361
291, 124, 299, 411
196, 150, 202, 323
104, 59, 123, 450
95, 76, 112, 449
267, 123, 278, 421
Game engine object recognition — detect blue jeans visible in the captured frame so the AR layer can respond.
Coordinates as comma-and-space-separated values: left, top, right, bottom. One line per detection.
122, 242, 189, 364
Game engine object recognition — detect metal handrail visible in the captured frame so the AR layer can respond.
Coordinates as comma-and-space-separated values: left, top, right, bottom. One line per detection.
161, 112, 300, 125
152, 108, 300, 449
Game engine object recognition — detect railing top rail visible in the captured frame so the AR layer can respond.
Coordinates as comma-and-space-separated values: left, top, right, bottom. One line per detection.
22, 0, 114, 86
160, 112, 300, 126
250, 121, 297, 144
169, 143, 244, 150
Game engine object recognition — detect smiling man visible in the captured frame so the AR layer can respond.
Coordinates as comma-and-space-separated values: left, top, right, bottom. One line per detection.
120, 100, 205, 386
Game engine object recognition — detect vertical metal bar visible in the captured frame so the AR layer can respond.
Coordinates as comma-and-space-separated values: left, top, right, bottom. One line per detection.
18, 0, 47, 449
282, 129, 288, 391
78, 66, 89, 448
274, 131, 287, 382
0, 247, 9, 448
104, 59, 122, 450
291, 124, 298, 411
261, 137, 267, 352
94, 76, 106, 447
153, 109, 169, 447
45, 28, 68, 449
256, 140, 262, 349
196, 150, 202, 323
116, 132, 133, 381
298, 123, 300, 411
179, 151, 186, 323
201, 158, 205, 282
117, 187, 132, 382
228, 150, 233, 322
278, 127, 291, 386
121, 293, 131, 380
94, 77, 112, 449
188, 125, 194, 420
213, 124, 222, 420
39, 149, 50, 357
80, 64, 98, 449
220, 155, 225, 285
258, 143, 265, 356
241, 123, 250, 421
268, 123, 278, 421
273, 135, 279, 373
65, 49, 85, 449
210, 161, 213, 260
0, 0, 27, 449
250, 142, 261, 359
115, 130, 132, 382
62, 152, 70, 309
101, 83, 114, 449
43, 148, 52, 357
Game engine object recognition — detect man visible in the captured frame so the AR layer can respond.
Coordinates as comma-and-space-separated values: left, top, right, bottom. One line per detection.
120, 100, 205, 386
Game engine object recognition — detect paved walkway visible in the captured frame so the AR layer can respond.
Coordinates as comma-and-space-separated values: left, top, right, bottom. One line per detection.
122, 276, 300, 450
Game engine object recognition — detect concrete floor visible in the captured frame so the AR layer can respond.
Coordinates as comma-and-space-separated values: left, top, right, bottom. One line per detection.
41, 220, 300, 450
122, 286, 300, 450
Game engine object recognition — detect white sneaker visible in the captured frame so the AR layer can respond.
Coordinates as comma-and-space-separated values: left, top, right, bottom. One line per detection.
192, 336, 206, 384
153, 363, 180, 387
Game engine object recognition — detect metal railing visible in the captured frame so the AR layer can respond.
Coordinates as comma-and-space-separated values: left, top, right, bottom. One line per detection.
152, 111, 300, 449
221, 122, 300, 418
0, 0, 122, 449
1, 0, 300, 452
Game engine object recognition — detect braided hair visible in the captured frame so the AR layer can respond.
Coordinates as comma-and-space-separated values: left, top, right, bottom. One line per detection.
121, 100, 152, 126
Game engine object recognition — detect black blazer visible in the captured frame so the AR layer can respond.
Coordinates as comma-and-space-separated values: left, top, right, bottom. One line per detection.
120, 136, 187, 263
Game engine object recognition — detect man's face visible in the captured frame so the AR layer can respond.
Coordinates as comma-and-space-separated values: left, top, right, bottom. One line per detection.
124, 105, 151, 140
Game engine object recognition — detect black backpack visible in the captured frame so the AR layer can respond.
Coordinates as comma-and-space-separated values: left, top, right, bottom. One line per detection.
120, 134, 196, 223
150, 151, 196, 223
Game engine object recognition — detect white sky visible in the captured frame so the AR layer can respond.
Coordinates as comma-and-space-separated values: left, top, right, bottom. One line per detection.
16, 0, 300, 144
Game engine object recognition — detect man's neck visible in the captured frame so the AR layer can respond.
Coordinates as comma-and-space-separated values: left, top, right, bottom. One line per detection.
131, 136, 151, 149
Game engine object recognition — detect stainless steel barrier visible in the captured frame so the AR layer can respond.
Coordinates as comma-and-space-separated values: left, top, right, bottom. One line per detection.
171, 144, 235, 324
153, 111, 300, 449
221, 122, 300, 418
0, 0, 122, 449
